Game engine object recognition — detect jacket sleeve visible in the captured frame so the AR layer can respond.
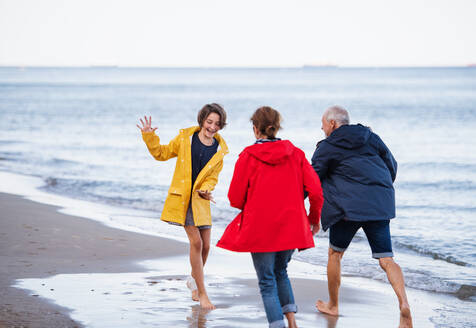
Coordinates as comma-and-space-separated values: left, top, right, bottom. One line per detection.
302, 155, 324, 225
200, 160, 224, 192
311, 141, 330, 182
141, 131, 180, 161
375, 134, 398, 182
227, 153, 251, 210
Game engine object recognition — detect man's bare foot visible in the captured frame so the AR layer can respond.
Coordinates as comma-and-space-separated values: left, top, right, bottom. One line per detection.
199, 294, 216, 310
316, 300, 339, 316
399, 304, 413, 328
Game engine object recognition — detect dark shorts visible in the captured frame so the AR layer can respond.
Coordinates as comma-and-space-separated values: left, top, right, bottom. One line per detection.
329, 219, 393, 259
167, 202, 211, 230
184, 202, 211, 230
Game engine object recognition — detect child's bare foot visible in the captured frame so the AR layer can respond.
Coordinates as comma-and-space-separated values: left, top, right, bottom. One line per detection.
199, 294, 216, 310
399, 304, 412, 328
186, 276, 199, 302
316, 300, 339, 316
191, 289, 199, 301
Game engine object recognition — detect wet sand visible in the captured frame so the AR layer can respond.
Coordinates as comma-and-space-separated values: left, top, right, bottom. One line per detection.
0, 192, 433, 327
0, 192, 187, 327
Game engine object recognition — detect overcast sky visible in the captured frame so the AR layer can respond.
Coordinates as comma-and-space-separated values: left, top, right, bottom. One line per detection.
1, 0, 475, 67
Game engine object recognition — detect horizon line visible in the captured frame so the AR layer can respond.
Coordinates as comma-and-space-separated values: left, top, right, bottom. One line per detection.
0, 64, 475, 69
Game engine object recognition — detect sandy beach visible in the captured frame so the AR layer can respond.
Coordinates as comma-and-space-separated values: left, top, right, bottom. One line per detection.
0, 192, 189, 327
0, 192, 436, 327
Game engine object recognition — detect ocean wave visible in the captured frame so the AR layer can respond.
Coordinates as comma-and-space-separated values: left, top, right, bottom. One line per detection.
295, 246, 474, 297
0, 151, 91, 168
400, 161, 476, 171
393, 240, 469, 267
41, 176, 168, 212
0, 151, 22, 160
396, 180, 476, 191
49, 157, 83, 166
0, 140, 25, 145
385, 268, 462, 294
397, 204, 476, 213
0, 81, 253, 90
0, 82, 115, 88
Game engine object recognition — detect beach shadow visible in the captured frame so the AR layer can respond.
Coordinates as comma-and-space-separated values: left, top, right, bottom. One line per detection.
186, 305, 211, 328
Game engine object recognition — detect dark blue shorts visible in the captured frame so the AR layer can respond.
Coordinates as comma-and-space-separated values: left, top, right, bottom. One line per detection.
329, 219, 393, 259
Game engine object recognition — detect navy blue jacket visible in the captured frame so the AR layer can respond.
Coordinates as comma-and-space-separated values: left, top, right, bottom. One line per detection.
311, 124, 397, 231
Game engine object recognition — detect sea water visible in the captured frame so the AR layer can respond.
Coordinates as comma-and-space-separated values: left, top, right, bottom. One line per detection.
1, 66, 475, 327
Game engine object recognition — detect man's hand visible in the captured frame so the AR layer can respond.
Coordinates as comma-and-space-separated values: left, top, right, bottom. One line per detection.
137, 116, 157, 133
197, 190, 216, 204
311, 224, 320, 236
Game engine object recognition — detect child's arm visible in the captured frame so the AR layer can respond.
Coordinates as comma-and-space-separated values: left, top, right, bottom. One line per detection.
199, 160, 224, 192
137, 116, 179, 161
142, 132, 179, 161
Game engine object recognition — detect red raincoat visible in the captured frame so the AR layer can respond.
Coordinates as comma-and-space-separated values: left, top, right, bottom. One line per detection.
217, 140, 323, 252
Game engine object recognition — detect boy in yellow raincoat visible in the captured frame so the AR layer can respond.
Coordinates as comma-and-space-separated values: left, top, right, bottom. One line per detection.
137, 103, 228, 309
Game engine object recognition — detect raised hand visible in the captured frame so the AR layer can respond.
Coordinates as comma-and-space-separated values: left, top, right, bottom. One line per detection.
136, 116, 157, 133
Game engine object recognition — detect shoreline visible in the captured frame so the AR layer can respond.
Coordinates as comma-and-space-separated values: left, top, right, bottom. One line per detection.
0, 192, 189, 327
0, 191, 438, 327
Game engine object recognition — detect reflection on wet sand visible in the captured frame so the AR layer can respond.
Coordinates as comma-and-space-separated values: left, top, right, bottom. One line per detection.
323, 313, 338, 328
187, 305, 210, 328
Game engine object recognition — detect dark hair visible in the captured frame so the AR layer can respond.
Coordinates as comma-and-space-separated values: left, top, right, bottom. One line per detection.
250, 106, 281, 138
197, 103, 227, 129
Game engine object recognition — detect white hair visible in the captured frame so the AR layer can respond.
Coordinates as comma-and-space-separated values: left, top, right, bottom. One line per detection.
324, 106, 350, 125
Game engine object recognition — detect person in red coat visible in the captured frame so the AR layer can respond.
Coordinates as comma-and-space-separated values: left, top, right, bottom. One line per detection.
217, 106, 323, 328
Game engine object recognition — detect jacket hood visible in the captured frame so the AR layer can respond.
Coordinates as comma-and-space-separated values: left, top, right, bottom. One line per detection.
242, 140, 294, 165
325, 124, 371, 149
181, 126, 229, 154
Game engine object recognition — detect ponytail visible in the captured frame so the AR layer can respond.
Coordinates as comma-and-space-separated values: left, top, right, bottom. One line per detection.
251, 107, 281, 139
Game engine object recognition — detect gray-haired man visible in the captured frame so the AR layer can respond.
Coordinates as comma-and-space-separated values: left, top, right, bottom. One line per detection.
312, 106, 412, 328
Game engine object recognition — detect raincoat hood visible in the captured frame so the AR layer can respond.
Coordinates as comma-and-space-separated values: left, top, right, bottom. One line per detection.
180, 126, 228, 154
326, 124, 371, 150
311, 123, 397, 230
242, 140, 294, 165
217, 139, 323, 253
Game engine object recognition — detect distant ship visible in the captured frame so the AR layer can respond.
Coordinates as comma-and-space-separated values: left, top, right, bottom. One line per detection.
89, 65, 119, 69
302, 63, 338, 69
467, 63, 476, 67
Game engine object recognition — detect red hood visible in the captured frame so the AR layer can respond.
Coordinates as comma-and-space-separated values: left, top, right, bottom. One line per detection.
242, 140, 295, 165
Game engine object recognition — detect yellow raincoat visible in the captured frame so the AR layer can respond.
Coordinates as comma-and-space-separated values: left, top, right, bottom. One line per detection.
142, 126, 228, 226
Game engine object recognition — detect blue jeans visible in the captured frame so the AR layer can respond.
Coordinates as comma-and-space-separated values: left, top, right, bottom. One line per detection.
251, 249, 297, 328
